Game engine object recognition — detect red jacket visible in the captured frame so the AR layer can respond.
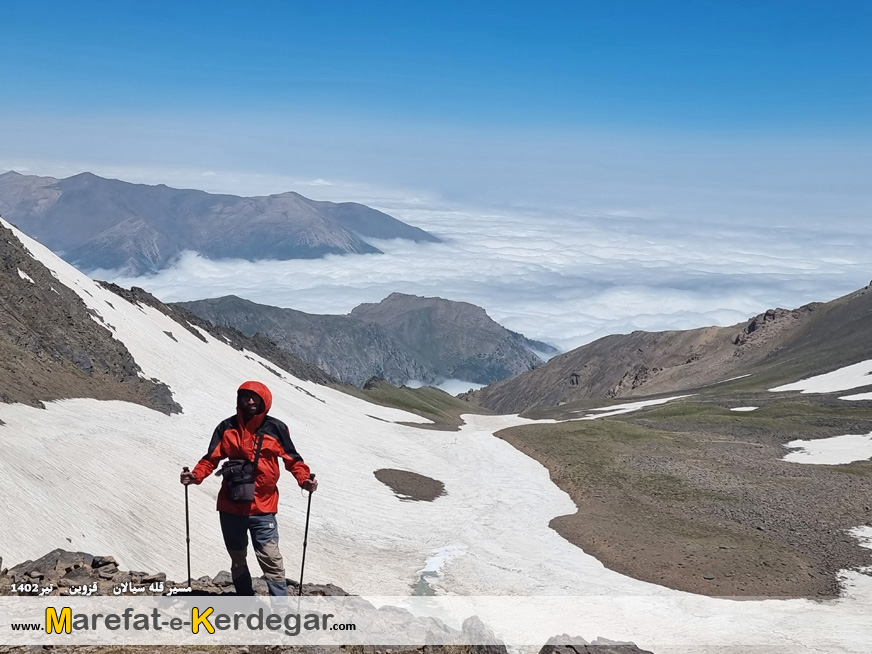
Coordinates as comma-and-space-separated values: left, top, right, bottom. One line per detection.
191, 381, 311, 516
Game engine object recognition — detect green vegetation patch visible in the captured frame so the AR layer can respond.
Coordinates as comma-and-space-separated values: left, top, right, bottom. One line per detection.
346, 381, 492, 431
630, 397, 872, 447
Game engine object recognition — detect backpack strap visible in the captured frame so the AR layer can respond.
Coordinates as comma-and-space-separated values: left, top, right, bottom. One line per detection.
251, 432, 265, 471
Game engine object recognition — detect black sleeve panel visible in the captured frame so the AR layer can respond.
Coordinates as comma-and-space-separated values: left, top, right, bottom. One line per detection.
200, 417, 234, 460
263, 417, 303, 462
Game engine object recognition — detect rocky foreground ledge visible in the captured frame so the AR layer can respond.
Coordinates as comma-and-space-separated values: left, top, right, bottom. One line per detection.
0, 550, 652, 654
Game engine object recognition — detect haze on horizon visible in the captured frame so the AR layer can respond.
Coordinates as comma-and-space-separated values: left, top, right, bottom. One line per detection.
2, 1, 871, 352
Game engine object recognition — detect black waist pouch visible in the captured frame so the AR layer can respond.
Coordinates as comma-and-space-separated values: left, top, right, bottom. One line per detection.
217, 459, 256, 502
216, 433, 264, 503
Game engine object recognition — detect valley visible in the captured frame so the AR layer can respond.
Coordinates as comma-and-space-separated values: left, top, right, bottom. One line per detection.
2, 217, 871, 652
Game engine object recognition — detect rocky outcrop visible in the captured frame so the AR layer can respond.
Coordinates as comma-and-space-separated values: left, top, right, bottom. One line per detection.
606, 364, 652, 398
732, 304, 820, 346
541, 634, 653, 654
0, 220, 180, 412
178, 293, 558, 387
0, 548, 346, 598
0, 550, 653, 653
0, 171, 440, 275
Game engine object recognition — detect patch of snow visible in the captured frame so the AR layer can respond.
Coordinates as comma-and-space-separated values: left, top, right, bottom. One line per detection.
710, 374, 752, 385
783, 433, 872, 465
414, 543, 468, 595
770, 360, 872, 394
850, 526, 872, 550
17, 268, 34, 283
576, 395, 693, 420
730, 406, 759, 412
406, 378, 486, 395
840, 392, 872, 401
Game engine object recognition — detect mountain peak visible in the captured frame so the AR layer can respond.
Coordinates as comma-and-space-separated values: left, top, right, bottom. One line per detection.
65, 171, 102, 182
351, 292, 489, 322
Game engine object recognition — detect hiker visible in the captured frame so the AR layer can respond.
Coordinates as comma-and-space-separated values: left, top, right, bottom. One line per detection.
180, 381, 318, 596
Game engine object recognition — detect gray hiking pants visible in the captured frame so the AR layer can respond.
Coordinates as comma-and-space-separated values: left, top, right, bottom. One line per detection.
219, 512, 288, 596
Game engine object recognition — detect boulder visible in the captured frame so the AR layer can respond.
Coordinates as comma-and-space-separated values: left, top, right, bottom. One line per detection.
7, 549, 93, 581
461, 615, 507, 654
539, 634, 654, 654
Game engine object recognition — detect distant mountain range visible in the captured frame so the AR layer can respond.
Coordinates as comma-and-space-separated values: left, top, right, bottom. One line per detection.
178, 292, 559, 387
0, 170, 440, 275
467, 283, 872, 413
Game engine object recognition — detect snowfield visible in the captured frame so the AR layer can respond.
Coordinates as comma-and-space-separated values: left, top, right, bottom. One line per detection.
769, 359, 872, 394
2, 219, 872, 653
575, 395, 692, 420
783, 433, 872, 465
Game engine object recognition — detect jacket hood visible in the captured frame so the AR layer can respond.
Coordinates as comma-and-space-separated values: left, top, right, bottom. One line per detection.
237, 381, 272, 433
238, 380, 273, 413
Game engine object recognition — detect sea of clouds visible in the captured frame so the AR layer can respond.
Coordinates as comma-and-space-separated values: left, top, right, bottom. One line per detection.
103, 200, 872, 354
8, 122, 872, 356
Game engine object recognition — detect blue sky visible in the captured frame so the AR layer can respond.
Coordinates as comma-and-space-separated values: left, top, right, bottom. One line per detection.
3, 1, 871, 221
5, 1, 871, 131
3, 2, 872, 351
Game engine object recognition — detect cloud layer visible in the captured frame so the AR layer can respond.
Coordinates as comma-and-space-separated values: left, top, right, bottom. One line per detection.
103, 203, 872, 353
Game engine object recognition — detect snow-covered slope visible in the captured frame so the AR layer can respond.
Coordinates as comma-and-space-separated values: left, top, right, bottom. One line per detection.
2, 218, 872, 653
0, 216, 575, 595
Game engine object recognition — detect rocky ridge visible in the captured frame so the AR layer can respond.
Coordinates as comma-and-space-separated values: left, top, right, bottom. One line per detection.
178, 293, 558, 387
466, 284, 872, 413
0, 550, 652, 653
0, 220, 179, 413
100, 283, 339, 388
0, 171, 440, 275
0, 549, 345, 599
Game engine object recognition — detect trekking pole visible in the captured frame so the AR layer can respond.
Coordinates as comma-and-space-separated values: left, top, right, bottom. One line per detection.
298, 473, 316, 597
183, 467, 192, 588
